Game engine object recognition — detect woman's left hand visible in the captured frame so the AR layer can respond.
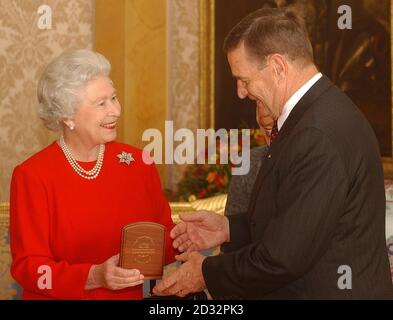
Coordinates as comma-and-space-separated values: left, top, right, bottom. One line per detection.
85, 254, 144, 290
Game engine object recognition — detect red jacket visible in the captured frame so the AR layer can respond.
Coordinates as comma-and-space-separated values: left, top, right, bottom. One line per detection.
10, 141, 176, 300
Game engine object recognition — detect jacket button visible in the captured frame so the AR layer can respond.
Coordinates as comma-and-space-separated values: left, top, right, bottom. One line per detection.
250, 220, 256, 227
267, 154, 272, 159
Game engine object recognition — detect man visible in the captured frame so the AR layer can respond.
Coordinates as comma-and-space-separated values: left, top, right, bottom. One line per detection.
154, 7, 393, 299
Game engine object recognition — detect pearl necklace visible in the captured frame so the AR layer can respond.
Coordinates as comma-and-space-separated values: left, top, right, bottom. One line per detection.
59, 135, 105, 180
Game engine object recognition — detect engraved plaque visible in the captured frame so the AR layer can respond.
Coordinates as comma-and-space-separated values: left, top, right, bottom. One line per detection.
119, 222, 165, 279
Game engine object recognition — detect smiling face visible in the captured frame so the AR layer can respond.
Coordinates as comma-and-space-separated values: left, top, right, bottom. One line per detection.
70, 75, 121, 146
227, 43, 284, 120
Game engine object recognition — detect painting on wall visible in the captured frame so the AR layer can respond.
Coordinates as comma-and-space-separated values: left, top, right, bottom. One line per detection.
205, 0, 392, 173
309, 0, 391, 157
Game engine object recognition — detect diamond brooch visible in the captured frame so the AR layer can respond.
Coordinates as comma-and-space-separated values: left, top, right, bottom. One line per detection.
117, 151, 134, 165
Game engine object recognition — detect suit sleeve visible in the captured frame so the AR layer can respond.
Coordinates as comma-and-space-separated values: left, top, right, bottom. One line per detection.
146, 161, 178, 265
202, 128, 349, 299
221, 214, 251, 253
10, 165, 92, 299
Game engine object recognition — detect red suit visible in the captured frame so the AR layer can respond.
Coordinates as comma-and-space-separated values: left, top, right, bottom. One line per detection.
10, 141, 176, 299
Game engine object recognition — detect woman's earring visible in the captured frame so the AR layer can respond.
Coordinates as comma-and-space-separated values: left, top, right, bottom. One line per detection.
69, 122, 75, 131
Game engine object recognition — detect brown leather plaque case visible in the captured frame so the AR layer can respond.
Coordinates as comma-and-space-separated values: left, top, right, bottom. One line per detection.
119, 222, 166, 279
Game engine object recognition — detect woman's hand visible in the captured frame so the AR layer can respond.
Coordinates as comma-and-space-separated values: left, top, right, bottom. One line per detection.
85, 254, 144, 290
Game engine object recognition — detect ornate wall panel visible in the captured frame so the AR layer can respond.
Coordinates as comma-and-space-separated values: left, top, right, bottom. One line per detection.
167, 0, 200, 190
0, 0, 95, 202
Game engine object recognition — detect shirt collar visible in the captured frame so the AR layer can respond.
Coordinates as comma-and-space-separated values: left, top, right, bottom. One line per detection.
277, 73, 322, 131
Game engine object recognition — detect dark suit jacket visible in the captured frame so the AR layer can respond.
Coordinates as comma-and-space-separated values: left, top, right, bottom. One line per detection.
202, 76, 393, 299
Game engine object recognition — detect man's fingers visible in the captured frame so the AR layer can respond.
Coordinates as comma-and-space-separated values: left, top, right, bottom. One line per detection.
176, 289, 189, 298
186, 243, 199, 253
175, 252, 190, 262
162, 281, 188, 296
179, 211, 208, 222
172, 233, 190, 249
178, 239, 193, 252
153, 273, 178, 294
170, 222, 187, 239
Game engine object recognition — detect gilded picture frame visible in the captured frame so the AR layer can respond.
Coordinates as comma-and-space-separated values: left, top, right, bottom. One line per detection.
199, 0, 215, 130
382, 1, 393, 179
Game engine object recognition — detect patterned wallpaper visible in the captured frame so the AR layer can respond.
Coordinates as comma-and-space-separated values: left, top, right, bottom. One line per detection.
167, 0, 200, 191
0, 0, 95, 202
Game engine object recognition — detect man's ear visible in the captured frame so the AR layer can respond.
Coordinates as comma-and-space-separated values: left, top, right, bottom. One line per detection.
270, 54, 288, 83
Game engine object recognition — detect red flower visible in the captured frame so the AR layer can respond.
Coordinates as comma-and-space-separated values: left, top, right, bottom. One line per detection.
197, 189, 207, 199
214, 174, 225, 188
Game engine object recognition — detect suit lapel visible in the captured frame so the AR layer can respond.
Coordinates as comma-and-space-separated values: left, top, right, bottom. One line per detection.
247, 76, 334, 217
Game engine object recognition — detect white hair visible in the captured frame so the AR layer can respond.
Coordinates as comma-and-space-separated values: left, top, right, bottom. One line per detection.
37, 49, 111, 131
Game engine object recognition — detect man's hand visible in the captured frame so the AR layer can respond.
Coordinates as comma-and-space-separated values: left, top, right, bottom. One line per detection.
171, 211, 230, 252
153, 252, 206, 297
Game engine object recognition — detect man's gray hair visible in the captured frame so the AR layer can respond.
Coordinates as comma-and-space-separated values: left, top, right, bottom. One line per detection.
223, 7, 314, 68
37, 49, 111, 131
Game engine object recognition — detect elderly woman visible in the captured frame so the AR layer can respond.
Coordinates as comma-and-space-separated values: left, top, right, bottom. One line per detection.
9, 49, 176, 300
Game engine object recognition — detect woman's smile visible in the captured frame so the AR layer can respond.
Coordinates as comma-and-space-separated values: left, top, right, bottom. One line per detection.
101, 121, 117, 130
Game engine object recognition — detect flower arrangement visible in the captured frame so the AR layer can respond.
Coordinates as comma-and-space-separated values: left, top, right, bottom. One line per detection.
174, 128, 267, 202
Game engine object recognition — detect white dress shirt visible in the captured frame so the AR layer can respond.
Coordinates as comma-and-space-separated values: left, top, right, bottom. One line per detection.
277, 73, 323, 131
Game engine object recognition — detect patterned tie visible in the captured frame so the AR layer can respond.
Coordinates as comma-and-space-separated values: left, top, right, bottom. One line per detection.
270, 121, 279, 144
